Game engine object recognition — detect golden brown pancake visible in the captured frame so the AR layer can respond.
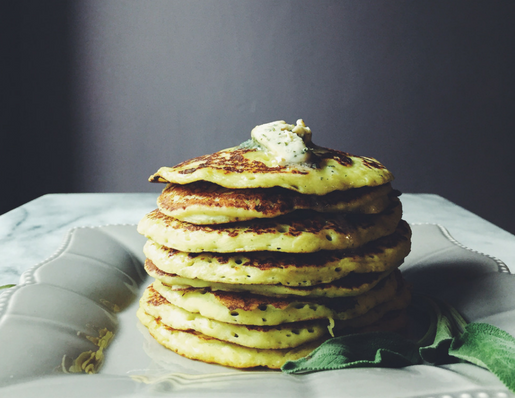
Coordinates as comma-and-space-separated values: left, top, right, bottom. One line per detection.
142, 220, 411, 286
145, 259, 398, 298
138, 198, 403, 253
151, 270, 404, 326
149, 144, 394, 195
157, 181, 395, 224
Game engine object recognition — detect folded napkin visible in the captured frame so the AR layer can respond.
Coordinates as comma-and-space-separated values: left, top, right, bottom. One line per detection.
282, 295, 515, 393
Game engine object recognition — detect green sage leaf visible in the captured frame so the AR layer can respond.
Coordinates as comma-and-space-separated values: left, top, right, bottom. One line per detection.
281, 331, 421, 374
449, 323, 515, 393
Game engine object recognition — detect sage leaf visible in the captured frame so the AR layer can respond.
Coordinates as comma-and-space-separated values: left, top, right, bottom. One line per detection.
281, 331, 421, 374
449, 323, 515, 393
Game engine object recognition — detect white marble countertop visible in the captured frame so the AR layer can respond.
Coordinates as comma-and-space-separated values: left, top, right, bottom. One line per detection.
0, 193, 514, 287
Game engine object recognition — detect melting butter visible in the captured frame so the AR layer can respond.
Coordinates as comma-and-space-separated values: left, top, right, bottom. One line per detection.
251, 119, 312, 165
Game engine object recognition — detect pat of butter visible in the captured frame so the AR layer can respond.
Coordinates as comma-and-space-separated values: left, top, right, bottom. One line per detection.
251, 119, 312, 165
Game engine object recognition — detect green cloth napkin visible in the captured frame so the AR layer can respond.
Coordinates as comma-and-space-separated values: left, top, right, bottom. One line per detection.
282, 295, 515, 393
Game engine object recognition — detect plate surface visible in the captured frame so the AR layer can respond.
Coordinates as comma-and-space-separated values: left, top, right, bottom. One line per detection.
0, 224, 513, 398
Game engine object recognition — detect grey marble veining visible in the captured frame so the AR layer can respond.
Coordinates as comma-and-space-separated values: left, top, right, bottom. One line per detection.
0, 193, 514, 287
0, 193, 156, 286
402, 193, 515, 268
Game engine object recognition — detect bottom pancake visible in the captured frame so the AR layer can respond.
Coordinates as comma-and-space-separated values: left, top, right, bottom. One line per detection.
136, 305, 409, 370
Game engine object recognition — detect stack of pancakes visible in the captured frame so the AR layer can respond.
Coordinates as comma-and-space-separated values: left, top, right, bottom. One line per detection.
137, 122, 412, 369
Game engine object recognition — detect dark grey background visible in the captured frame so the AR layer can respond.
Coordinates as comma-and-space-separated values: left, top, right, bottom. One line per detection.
2, 0, 515, 234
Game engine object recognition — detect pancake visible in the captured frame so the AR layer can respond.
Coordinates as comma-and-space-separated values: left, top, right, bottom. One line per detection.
137, 307, 409, 369
138, 198, 402, 253
157, 181, 395, 224
149, 144, 393, 196
142, 220, 411, 286
136, 290, 410, 370
145, 259, 398, 298
151, 270, 403, 326
137, 307, 323, 369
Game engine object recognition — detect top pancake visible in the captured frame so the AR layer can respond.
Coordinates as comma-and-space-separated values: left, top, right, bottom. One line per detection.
149, 144, 394, 196
158, 181, 395, 224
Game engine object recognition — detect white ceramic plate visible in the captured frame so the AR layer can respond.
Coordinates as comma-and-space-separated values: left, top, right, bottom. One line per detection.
0, 224, 513, 398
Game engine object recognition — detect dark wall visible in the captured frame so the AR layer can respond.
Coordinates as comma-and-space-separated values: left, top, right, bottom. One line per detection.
2, 1, 515, 235
1, 0, 77, 213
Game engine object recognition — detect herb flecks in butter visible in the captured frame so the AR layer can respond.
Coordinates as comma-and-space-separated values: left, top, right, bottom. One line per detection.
250, 119, 313, 166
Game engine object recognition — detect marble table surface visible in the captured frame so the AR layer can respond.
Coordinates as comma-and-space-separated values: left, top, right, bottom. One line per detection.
0, 192, 514, 287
